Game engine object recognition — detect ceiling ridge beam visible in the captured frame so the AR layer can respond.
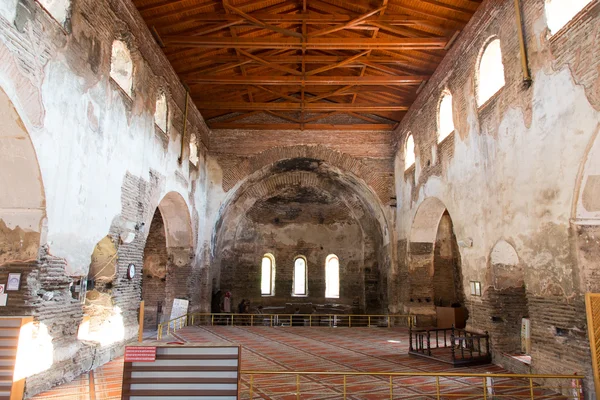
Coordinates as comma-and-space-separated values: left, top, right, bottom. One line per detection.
187, 75, 427, 85
162, 36, 448, 50
194, 102, 409, 111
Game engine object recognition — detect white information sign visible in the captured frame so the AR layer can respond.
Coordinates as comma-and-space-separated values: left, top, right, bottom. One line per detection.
169, 298, 189, 329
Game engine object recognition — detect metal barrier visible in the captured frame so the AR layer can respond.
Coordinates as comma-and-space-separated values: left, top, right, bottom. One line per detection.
239, 370, 585, 399
157, 313, 416, 340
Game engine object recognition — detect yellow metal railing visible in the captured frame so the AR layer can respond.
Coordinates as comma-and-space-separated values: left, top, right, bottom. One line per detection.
239, 370, 585, 399
157, 313, 416, 340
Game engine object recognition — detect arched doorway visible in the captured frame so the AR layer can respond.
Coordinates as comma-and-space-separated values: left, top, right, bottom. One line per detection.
0, 87, 46, 266
142, 192, 193, 329
409, 198, 465, 326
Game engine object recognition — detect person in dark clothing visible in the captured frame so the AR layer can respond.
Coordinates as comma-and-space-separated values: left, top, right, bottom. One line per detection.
292, 307, 303, 326
211, 290, 222, 314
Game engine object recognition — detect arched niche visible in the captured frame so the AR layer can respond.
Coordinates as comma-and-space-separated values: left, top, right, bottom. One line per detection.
0, 87, 46, 265
408, 198, 465, 324
490, 239, 523, 290
487, 239, 529, 355
572, 128, 600, 293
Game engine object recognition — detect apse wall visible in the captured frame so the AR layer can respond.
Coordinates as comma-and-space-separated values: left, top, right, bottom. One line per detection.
206, 145, 396, 315
0, 0, 210, 396
392, 0, 599, 394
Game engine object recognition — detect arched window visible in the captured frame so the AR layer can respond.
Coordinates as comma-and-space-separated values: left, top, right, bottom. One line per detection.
545, 0, 592, 35
261, 254, 275, 296
438, 92, 454, 142
155, 92, 168, 132
189, 133, 199, 167
405, 134, 415, 171
293, 256, 307, 296
325, 254, 339, 298
37, 0, 70, 25
476, 39, 505, 106
110, 40, 133, 96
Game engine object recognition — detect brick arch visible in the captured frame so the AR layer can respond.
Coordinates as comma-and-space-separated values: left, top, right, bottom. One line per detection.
222, 145, 379, 195
0, 87, 46, 265
410, 197, 448, 244
156, 191, 194, 250
213, 167, 391, 258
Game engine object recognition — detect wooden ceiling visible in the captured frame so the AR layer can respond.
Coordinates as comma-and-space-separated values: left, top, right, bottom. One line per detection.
133, 0, 481, 130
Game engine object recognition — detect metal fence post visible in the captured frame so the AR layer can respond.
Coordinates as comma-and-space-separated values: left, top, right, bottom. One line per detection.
249, 374, 253, 398
343, 375, 347, 399
389, 375, 393, 399
296, 374, 300, 400
529, 377, 534, 399
482, 376, 487, 400
436, 376, 441, 399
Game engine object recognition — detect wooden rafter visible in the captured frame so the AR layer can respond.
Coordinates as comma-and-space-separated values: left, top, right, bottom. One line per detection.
132, 0, 481, 130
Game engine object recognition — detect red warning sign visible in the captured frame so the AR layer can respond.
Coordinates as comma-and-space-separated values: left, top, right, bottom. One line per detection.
124, 346, 156, 362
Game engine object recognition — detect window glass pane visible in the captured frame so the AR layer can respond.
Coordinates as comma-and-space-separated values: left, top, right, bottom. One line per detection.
294, 258, 306, 295
545, 0, 592, 34
261, 256, 271, 295
438, 93, 454, 142
325, 255, 339, 298
477, 39, 505, 106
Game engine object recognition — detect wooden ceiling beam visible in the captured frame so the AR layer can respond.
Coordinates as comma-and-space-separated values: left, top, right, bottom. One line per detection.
209, 122, 395, 130
195, 102, 409, 111
187, 75, 427, 85
223, 3, 303, 38
308, 6, 386, 38
162, 36, 448, 50
305, 50, 370, 76
419, 0, 477, 16
187, 12, 454, 26
237, 49, 302, 75
253, 85, 302, 102
305, 86, 355, 103
265, 110, 304, 123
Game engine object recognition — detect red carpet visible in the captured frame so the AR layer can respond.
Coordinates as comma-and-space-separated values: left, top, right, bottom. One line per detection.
33, 326, 575, 399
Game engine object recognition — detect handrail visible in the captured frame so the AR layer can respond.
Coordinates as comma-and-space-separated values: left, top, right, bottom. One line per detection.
240, 370, 584, 379
240, 370, 584, 399
156, 312, 416, 340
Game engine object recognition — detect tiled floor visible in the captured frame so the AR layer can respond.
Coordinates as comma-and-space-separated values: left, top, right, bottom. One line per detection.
31, 327, 571, 399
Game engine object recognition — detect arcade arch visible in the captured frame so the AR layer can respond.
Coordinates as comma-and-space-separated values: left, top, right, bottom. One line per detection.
0, 87, 46, 265
141, 192, 193, 328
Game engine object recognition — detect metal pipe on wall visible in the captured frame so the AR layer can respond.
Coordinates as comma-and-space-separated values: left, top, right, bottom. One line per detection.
514, 0, 532, 86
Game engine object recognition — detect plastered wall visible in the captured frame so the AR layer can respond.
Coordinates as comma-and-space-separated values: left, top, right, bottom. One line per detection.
393, 0, 600, 395
0, 0, 210, 396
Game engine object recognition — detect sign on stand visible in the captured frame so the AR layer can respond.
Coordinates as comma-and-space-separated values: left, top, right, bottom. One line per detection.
124, 346, 156, 362
169, 298, 189, 329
